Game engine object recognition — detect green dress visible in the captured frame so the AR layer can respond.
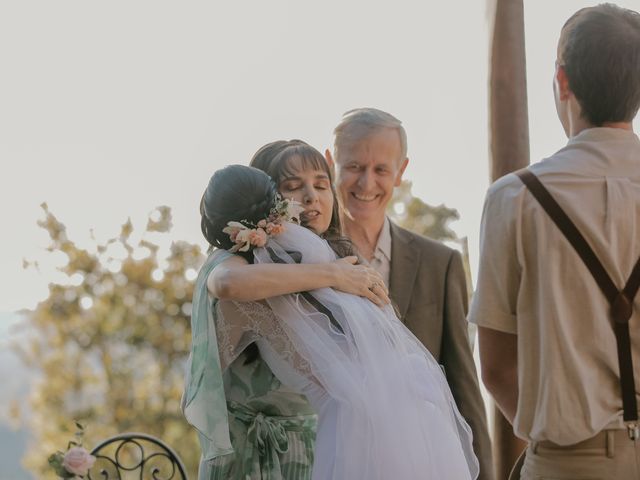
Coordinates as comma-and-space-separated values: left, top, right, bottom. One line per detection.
182, 250, 316, 480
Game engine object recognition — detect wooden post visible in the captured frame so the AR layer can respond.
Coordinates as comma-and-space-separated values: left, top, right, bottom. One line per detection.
489, 0, 529, 478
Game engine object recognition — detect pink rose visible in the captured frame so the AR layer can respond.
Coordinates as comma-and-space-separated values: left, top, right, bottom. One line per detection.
257, 219, 267, 229
250, 228, 268, 247
62, 447, 96, 476
269, 223, 285, 235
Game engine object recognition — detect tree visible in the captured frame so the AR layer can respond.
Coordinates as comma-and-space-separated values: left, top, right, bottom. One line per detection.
387, 180, 473, 294
14, 204, 203, 479
387, 180, 459, 242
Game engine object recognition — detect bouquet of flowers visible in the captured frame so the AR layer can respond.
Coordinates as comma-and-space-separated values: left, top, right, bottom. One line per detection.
48, 422, 96, 479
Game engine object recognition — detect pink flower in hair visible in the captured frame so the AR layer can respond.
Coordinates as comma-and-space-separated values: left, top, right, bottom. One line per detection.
250, 228, 268, 247
269, 223, 285, 235
222, 195, 293, 253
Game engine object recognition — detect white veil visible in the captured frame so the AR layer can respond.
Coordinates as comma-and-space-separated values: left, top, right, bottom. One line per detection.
252, 223, 479, 480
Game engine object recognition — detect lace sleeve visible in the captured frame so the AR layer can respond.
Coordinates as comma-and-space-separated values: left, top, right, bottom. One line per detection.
216, 299, 312, 378
214, 300, 259, 370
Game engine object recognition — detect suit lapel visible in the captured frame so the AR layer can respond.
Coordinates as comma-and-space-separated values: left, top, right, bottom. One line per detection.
389, 222, 420, 321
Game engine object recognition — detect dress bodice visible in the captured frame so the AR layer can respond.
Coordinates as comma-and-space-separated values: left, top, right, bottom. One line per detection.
223, 348, 314, 416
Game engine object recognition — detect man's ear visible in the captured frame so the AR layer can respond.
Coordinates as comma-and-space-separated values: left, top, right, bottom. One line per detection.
555, 65, 571, 101
394, 157, 409, 187
325, 148, 334, 168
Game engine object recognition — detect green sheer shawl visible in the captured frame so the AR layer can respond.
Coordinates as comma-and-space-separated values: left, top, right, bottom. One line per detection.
182, 249, 234, 461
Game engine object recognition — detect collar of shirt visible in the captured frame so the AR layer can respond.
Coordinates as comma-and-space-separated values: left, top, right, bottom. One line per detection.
372, 216, 392, 264
537, 127, 640, 177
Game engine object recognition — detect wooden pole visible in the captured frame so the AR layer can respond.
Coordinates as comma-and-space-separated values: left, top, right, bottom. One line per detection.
489, 0, 529, 478
491, 0, 530, 179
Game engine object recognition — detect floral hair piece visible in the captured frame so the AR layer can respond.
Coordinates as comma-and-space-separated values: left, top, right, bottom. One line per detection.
222, 194, 304, 253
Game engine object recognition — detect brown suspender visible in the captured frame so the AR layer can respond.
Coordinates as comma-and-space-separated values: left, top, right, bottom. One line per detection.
516, 169, 640, 439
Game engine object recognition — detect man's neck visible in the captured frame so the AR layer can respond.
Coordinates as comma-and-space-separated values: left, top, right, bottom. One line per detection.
569, 114, 634, 137
601, 121, 634, 131
343, 216, 385, 261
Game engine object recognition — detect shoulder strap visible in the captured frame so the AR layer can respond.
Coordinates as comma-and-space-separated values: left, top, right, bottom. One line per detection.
516, 169, 640, 434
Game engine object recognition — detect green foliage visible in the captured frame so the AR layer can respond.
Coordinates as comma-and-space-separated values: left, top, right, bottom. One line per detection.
387, 180, 473, 296
387, 180, 460, 241
15, 204, 203, 479
47, 452, 72, 479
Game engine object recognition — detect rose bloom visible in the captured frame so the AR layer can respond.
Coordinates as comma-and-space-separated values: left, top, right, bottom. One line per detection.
234, 229, 253, 252
62, 447, 96, 476
250, 228, 268, 247
257, 219, 267, 229
269, 223, 285, 235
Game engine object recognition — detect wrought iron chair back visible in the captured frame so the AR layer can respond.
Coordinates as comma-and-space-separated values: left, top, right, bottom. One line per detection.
88, 432, 188, 480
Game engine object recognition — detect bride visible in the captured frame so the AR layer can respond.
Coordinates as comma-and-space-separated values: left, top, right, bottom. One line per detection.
188, 160, 479, 480
183, 141, 392, 480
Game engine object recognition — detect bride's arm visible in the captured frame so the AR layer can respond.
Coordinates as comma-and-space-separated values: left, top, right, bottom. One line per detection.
208, 254, 389, 305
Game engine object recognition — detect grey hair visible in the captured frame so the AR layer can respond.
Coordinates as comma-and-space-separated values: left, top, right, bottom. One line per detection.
333, 107, 408, 160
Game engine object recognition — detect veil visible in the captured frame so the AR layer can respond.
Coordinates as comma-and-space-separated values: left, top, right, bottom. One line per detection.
251, 222, 479, 480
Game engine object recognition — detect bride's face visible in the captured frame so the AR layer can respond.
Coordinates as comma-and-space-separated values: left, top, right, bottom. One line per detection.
277, 157, 335, 236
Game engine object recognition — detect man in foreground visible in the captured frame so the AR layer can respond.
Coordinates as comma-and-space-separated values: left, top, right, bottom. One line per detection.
470, 5, 640, 478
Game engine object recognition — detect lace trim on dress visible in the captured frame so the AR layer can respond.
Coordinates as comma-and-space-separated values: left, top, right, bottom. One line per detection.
215, 298, 313, 380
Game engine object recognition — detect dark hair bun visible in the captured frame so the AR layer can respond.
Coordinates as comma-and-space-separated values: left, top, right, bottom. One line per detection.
200, 165, 278, 252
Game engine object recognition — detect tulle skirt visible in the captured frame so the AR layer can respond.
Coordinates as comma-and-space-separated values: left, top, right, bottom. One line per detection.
253, 224, 479, 480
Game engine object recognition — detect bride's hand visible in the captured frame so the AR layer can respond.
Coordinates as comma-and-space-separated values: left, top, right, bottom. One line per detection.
331, 256, 390, 306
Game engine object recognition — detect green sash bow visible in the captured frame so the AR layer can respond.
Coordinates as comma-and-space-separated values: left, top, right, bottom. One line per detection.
228, 400, 315, 480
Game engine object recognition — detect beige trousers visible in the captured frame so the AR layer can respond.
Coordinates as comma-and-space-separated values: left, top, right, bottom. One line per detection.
516, 430, 640, 480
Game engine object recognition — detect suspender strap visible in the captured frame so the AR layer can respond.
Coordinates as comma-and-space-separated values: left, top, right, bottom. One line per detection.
516, 169, 640, 434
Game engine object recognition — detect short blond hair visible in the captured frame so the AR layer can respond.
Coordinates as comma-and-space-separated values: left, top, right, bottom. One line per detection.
333, 108, 408, 161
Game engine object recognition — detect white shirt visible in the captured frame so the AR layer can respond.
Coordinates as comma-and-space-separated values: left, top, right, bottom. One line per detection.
468, 128, 640, 444
369, 217, 392, 288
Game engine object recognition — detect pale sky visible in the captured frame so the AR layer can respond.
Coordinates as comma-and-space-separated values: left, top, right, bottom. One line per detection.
1, 0, 639, 313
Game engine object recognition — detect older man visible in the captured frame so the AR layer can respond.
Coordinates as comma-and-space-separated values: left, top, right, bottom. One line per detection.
326, 107, 494, 480
470, 5, 640, 479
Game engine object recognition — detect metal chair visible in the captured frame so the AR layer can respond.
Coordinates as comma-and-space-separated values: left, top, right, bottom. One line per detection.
88, 432, 188, 480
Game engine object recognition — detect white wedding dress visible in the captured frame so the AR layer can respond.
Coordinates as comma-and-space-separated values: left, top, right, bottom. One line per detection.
215, 223, 478, 480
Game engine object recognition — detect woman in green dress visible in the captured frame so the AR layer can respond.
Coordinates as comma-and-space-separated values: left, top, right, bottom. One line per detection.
182, 140, 388, 480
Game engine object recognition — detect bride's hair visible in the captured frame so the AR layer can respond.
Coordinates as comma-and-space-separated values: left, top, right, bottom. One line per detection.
200, 165, 278, 260
250, 139, 356, 259
200, 163, 331, 364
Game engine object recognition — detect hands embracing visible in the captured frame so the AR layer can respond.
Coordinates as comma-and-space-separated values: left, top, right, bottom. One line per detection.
331, 256, 390, 306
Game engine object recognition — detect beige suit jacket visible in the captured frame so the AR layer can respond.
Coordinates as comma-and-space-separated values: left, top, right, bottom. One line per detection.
389, 222, 494, 480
